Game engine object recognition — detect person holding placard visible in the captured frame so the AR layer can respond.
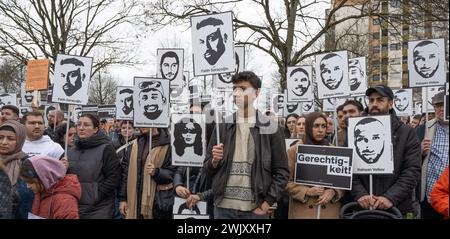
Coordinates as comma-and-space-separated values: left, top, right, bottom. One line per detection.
119, 127, 175, 219
204, 71, 289, 219
415, 91, 448, 219
286, 112, 344, 219
351, 85, 421, 217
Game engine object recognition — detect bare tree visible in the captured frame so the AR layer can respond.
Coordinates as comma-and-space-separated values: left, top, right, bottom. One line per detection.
0, 57, 21, 93
0, 0, 143, 77
143, 0, 393, 89
88, 70, 117, 105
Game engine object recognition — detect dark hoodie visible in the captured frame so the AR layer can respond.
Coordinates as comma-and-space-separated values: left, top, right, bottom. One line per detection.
351, 109, 421, 214
67, 131, 121, 219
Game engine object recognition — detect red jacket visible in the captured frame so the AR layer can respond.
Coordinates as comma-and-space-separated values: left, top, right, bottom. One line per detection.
32, 174, 81, 219
430, 167, 449, 219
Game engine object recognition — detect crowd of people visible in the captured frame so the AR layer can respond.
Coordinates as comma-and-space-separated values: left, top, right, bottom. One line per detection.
0, 71, 448, 219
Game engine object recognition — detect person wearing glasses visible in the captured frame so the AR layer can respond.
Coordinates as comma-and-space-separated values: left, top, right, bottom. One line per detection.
65, 113, 121, 219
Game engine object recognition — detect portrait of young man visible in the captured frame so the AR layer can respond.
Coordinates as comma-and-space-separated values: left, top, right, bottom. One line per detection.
157, 49, 184, 87
408, 38, 446, 87
348, 57, 367, 96
191, 12, 234, 76
353, 117, 386, 164
287, 66, 313, 102
393, 89, 412, 115
133, 77, 170, 127
316, 51, 350, 99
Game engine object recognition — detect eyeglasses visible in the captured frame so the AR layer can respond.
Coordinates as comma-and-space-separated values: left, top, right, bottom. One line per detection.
76, 123, 93, 129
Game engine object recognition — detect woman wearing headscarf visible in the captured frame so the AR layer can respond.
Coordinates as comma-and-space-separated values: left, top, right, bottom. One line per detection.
0, 120, 34, 218
65, 113, 121, 219
285, 112, 344, 219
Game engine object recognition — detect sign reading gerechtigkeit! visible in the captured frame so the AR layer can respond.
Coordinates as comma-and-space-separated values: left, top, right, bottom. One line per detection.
348, 115, 393, 174
294, 145, 353, 190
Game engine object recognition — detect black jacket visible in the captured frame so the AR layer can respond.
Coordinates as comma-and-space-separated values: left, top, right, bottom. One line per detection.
204, 111, 289, 207
351, 110, 421, 214
67, 132, 121, 219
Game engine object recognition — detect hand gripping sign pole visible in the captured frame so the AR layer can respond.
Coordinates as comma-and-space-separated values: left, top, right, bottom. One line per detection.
64, 108, 70, 159
317, 204, 321, 219
148, 129, 152, 197
369, 174, 373, 211
425, 88, 429, 136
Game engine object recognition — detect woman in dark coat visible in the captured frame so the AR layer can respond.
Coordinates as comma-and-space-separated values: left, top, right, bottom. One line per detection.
66, 113, 121, 219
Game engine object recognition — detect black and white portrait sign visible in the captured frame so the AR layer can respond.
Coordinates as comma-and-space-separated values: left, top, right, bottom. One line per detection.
115, 86, 134, 120
323, 98, 347, 112
271, 93, 285, 117
294, 145, 353, 190
348, 115, 393, 174
44, 104, 58, 127
422, 86, 445, 113
172, 197, 207, 217
98, 105, 116, 120
301, 100, 315, 114
393, 89, 413, 116
21, 83, 35, 107
315, 51, 350, 99
285, 139, 300, 151
157, 48, 184, 88
170, 71, 189, 104
414, 101, 423, 115
408, 38, 446, 88
214, 45, 245, 89
348, 57, 367, 97
52, 54, 93, 105
133, 77, 170, 128
284, 102, 302, 117
46, 84, 53, 103
191, 12, 235, 76
287, 66, 314, 102
171, 114, 205, 167
0, 93, 17, 107
19, 106, 32, 118
71, 105, 83, 123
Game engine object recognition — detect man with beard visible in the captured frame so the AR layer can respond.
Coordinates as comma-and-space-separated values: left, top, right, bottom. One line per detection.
286, 102, 300, 114
138, 80, 167, 120
348, 58, 364, 92
320, 53, 344, 90
354, 117, 386, 164
0, 105, 20, 124
197, 17, 228, 65
23, 91, 34, 105
394, 89, 410, 113
301, 100, 314, 113
160, 51, 180, 81
289, 67, 311, 97
218, 52, 240, 84
413, 41, 441, 79
61, 58, 86, 96
119, 88, 133, 115
351, 85, 421, 217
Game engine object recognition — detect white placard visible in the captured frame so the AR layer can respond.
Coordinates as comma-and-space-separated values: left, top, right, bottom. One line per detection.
284, 101, 302, 117
348, 115, 393, 174
21, 82, 35, 107
156, 48, 184, 87
271, 93, 285, 117
408, 38, 446, 88
287, 66, 314, 102
348, 57, 367, 97
173, 197, 207, 215
300, 100, 315, 114
191, 12, 235, 76
133, 77, 170, 128
393, 89, 413, 116
52, 54, 93, 105
323, 98, 347, 112
19, 106, 32, 118
422, 86, 445, 113
315, 51, 350, 99
115, 86, 134, 120
171, 114, 205, 167
0, 93, 17, 107
414, 101, 423, 115
170, 71, 189, 104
